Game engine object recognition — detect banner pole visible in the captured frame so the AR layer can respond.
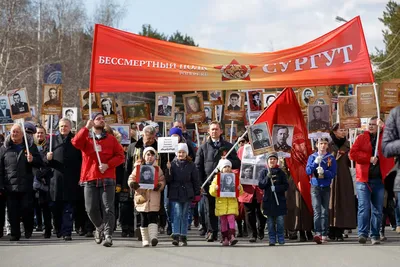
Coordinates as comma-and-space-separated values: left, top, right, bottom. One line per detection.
230, 121, 234, 143
49, 115, 53, 152
373, 82, 380, 158
89, 93, 102, 166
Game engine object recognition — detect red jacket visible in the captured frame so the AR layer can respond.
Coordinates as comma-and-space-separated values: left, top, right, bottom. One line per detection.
72, 127, 125, 183
349, 130, 394, 183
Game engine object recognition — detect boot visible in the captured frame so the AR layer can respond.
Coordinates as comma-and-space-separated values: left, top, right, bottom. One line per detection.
135, 228, 142, 241
180, 235, 187, 246
299, 231, 307, 242
172, 234, 180, 246
229, 229, 238, 246
140, 227, 149, 247
222, 231, 229, 246
148, 223, 159, 247
306, 231, 313, 241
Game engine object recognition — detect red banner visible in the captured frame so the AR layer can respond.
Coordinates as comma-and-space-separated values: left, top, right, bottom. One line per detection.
254, 88, 313, 213
90, 16, 374, 93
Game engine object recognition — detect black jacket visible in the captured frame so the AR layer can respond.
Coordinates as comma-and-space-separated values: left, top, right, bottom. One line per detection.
0, 135, 43, 192
45, 133, 82, 202
195, 137, 240, 189
165, 158, 200, 202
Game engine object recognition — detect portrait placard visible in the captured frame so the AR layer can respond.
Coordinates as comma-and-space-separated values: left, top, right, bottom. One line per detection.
154, 93, 176, 122
122, 103, 151, 123
307, 105, 330, 137
183, 93, 205, 124
313, 86, 332, 106
217, 173, 239, 198
240, 163, 257, 185
248, 122, 273, 156
79, 89, 101, 119
42, 114, 61, 134
208, 90, 223, 105
247, 90, 263, 111
262, 92, 277, 109
42, 84, 63, 115
203, 103, 213, 124
224, 91, 245, 121
356, 85, 377, 118
272, 124, 294, 158
298, 87, 316, 109
0, 95, 14, 124
100, 96, 117, 124
157, 137, 179, 153
174, 112, 185, 124
110, 124, 130, 145
225, 123, 237, 139
380, 82, 400, 113
7, 88, 31, 120
62, 107, 78, 131
135, 165, 159, 190
338, 96, 360, 129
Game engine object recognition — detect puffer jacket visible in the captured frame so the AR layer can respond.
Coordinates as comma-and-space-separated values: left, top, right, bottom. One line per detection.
209, 175, 243, 216
128, 164, 165, 212
0, 135, 43, 192
382, 105, 400, 192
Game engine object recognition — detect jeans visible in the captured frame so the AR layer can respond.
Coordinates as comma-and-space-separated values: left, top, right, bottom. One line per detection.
171, 201, 190, 236
311, 185, 330, 236
356, 180, 384, 239
395, 192, 400, 227
164, 185, 173, 231
84, 184, 115, 236
267, 216, 284, 244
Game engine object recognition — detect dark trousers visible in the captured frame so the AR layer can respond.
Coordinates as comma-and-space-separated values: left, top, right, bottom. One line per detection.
206, 193, 219, 234
7, 192, 34, 238
119, 201, 134, 231
0, 193, 6, 233
159, 190, 167, 228
140, 212, 158, 227
244, 197, 266, 238
51, 201, 74, 237
34, 197, 43, 228
40, 201, 52, 233
75, 187, 95, 233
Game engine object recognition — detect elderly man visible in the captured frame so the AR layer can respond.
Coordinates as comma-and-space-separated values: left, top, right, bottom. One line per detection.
46, 118, 82, 241
72, 113, 125, 247
0, 123, 43, 241
195, 121, 241, 241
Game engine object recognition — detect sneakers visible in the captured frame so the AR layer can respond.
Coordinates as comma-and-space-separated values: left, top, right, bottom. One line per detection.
371, 238, 380, 245
380, 234, 387, 241
172, 234, 179, 246
313, 235, 322, 244
321, 236, 328, 243
103, 235, 113, 247
64, 235, 72, 241
358, 235, 367, 244
94, 229, 104, 244
180, 235, 188, 247
396, 226, 400, 234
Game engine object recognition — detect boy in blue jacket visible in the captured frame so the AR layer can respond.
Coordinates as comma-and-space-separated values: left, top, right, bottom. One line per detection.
306, 137, 337, 244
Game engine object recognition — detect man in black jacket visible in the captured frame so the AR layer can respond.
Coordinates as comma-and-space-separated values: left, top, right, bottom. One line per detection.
195, 121, 241, 241
0, 123, 43, 241
45, 118, 82, 241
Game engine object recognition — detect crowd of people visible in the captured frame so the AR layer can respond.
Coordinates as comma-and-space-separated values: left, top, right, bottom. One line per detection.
0, 106, 400, 248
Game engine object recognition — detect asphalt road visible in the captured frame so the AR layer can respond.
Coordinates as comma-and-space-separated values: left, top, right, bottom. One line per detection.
0, 227, 400, 267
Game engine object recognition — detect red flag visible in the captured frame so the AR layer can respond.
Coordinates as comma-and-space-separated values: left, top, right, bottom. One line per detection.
254, 88, 313, 213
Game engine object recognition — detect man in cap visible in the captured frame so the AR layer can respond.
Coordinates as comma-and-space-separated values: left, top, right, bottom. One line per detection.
82, 91, 99, 110
71, 112, 125, 247
309, 106, 330, 131
252, 128, 270, 150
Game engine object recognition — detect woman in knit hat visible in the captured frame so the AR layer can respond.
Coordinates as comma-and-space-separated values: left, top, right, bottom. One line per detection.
165, 143, 201, 246
128, 147, 165, 247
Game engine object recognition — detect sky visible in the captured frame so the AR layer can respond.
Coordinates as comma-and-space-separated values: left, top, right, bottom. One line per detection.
85, 0, 390, 54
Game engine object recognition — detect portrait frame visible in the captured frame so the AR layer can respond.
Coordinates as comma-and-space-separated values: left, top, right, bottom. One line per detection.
262, 92, 277, 109
217, 172, 239, 198
174, 112, 185, 124
42, 84, 63, 115
224, 123, 237, 139
272, 124, 294, 158
240, 163, 257, 186
62, 107, 78, 131
298, 87, 316, 109
183, 93, 205, 124
248, 122, 273, 156
0, 95, 14, 124
307, 104, 331, 137
79, 89, 101, 120
41, 113, 61, 134
135, 165, 159, 190
208, 90, 223, 105
203, 102, 213, 124
224, 91, 245, 121
110, 124, 131, 145
338, 95, 360, 129
122, 103, 151, 123
7, 88, 31, 120
154, 93, 176, 122
100, 96, 117, 124
247, 90, 264, 112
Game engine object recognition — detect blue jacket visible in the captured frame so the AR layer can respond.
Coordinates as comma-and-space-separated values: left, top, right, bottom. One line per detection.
258, 167, 289, 217
306, 152, 337, 187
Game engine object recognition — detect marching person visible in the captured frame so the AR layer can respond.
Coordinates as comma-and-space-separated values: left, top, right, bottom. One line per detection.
350, 116, 394, 245
258, 152, 289, 246
209, 159, 243, 246
165, 143, 201, 246
0, 123, 43, 241
72, 112, 125, 247
128, 147, 165, 247
306, 137, 337, 244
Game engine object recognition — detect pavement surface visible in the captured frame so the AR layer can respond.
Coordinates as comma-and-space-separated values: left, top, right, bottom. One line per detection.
0, 227, 400, 267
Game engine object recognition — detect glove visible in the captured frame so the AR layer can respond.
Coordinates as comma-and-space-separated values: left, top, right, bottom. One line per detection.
33, 178, 41, 190
271, 185, 275, 192
116, 185, 121, 193
130, 182, 140, 190
153, 183, 162, 191
267, 172, 272, 179
314, 156, 323, 164
193, 195, 201, 203
316, 166, 324, 175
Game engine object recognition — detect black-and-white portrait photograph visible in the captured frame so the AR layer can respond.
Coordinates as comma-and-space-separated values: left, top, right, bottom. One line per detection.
343, 96, 357, 117
204, 105, 212, 124
219, 173, 236, 197
43, 85, 62, 106
242, 144, 256, 162
62, 107, 78, 131
253, 164, 266, 182
248, 91, 263, 111
123, 104, 151, 123
262, 93, 276, 109
272, 124, 294, 156
226, 92, 243, 111
308, 104, 330, 133
7, 88, 31, 119
249, 122, 272, 154
80, 90, 100, 111
240, 163, 258, 185
0, 96, 13, 124
302, 88, 315, 106
139, 165, 155, 189
314, 98, 326, 105
174, 112, 185, 123
100, 97, 116, 116
42, 114, 60, 134
208, 90, 223, 104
